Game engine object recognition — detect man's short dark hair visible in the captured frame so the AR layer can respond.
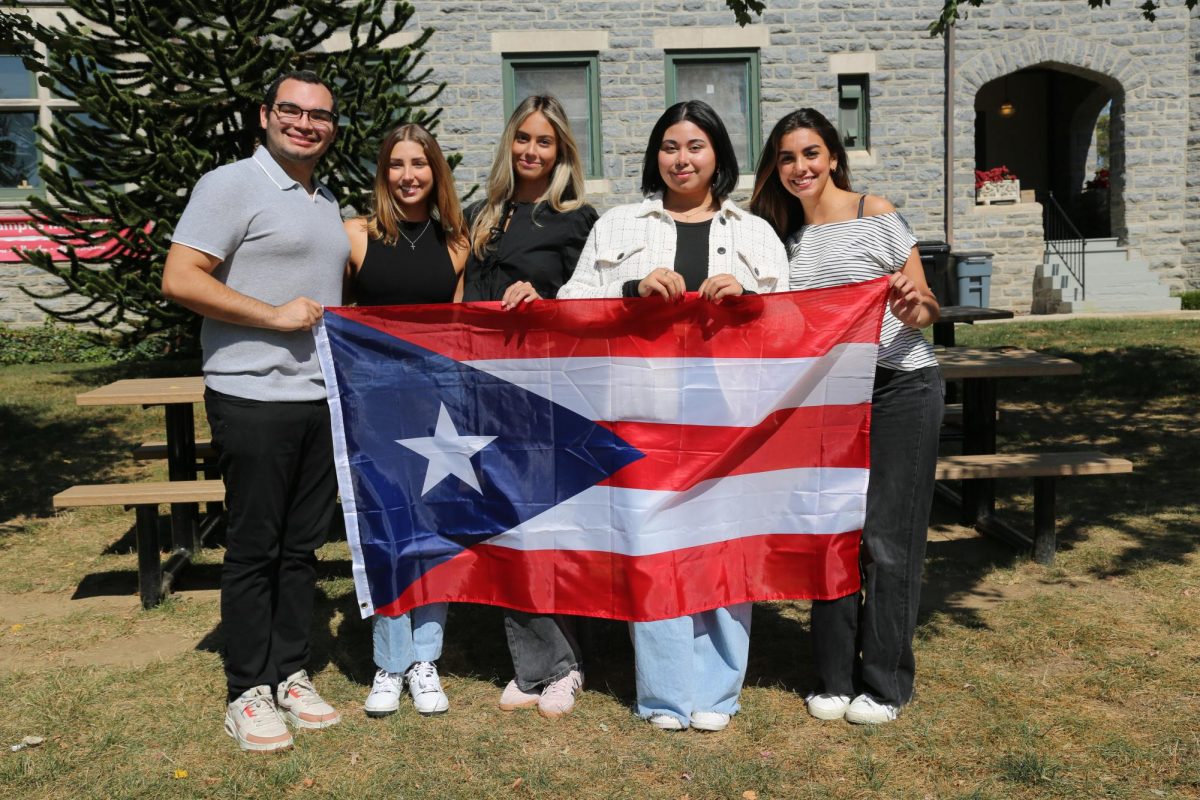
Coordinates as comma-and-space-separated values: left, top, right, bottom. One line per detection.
262, 70, 337, 116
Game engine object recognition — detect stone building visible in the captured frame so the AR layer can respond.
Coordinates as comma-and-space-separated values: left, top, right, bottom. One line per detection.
2, 0, 1196, 322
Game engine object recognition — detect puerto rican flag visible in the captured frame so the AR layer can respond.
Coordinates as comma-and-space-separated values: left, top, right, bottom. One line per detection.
316, 279, 888, 621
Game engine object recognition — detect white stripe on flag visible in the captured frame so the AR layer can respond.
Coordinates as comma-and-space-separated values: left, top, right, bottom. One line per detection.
482, 466, 867, 557
463, 341, 877, 427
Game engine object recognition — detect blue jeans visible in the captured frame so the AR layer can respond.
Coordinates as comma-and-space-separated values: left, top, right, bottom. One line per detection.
810, 365, 944, 706
372, 603, 448, 674
630, 603, 752, 726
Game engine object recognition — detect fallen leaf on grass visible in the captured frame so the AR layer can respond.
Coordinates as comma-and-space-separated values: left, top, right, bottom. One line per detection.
349, 752, 360, 765
598, 723, 608, 732
301, 778, 314, 788
759, 750, 773, 759
511, 777, 523, 790
10, 624, 23, 633
680, 772, 693, 781
203, 777, 220, 786
172, 770, 188, 779
743, 791, 758, 800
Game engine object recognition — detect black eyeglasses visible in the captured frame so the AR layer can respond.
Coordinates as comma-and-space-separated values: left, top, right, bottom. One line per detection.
272, 101, 337, 128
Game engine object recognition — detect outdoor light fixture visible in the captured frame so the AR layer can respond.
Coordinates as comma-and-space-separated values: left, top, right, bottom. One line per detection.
998, 76, 1016, 117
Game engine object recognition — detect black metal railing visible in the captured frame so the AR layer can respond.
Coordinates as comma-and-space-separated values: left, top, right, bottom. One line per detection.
1042, 191, 1086, 300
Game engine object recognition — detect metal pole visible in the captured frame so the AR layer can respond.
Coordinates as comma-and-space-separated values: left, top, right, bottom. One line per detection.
944, 23, 956, 247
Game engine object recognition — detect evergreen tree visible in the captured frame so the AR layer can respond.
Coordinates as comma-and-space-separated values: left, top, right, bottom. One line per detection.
5, 0, 443, 348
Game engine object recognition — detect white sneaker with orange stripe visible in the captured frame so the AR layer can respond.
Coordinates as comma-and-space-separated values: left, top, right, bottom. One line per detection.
225, 685, 294, 753
276, 670, 341, 729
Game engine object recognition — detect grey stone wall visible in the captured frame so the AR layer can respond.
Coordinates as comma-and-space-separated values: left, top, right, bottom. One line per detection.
2, 1, 1195, 326
954, 202, 1045, 313
952, 2, 1194, 295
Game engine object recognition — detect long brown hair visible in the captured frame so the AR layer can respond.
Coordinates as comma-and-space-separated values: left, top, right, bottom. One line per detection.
750, 108, 853, 240
469, 95, 587, 259
366, 123, 466, 247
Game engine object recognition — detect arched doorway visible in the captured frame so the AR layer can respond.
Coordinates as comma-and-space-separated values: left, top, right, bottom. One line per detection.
974, 66, 1120, 238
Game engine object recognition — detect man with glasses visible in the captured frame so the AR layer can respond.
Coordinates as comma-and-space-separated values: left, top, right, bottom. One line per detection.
162, 71, 346, 753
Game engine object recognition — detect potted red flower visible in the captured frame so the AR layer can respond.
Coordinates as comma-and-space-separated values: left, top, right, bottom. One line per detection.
975, 165, 1019, 204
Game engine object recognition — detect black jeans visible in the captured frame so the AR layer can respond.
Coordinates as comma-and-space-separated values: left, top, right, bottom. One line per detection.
810, 365, 944, 706
205, 388, 338, 701
504, 611, 582, 692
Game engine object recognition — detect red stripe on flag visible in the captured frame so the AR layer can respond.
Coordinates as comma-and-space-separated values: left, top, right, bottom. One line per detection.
597, 403, 870, 491
327, 280, 888, 362
373, 530, 862, 621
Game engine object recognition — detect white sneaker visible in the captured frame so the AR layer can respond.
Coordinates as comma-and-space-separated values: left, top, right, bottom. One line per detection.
405, 661, 449, 716
537, 669, 583, 719
225, 686, 293, 753
364, 669, 403, 717
276, 670, 341, 729
845, 693, 899, 725
689, 711, 731, 731
647, 713, 685, 731
805, 692, 852, 721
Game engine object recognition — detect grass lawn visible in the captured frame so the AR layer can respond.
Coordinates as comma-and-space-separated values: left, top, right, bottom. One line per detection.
0, 317, 1197, 799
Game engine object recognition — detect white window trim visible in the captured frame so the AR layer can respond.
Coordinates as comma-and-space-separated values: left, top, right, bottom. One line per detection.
491, 31, 609, 54
653, 26, 770, 50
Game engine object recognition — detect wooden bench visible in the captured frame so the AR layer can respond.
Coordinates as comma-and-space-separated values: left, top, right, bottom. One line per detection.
53, 480, 226, 609
935, 451, 1132, 564
131, 439, 218, 461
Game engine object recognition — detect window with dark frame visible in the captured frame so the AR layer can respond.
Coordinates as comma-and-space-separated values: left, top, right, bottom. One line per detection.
502, 54, 603, 180
665, 50, 761, 174
837, 74, 870, 152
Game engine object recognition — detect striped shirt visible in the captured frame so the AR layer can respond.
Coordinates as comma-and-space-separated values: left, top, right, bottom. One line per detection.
786, 211, 938, 371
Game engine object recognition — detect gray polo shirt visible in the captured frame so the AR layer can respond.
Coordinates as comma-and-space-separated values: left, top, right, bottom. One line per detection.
172, 147, 348, 402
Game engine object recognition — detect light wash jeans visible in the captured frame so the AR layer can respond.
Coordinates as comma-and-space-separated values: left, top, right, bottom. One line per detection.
373, 603, 448, 674
630, 603, 752, 727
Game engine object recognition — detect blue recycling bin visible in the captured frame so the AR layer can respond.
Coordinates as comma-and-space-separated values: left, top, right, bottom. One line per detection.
953, 251, 994, 308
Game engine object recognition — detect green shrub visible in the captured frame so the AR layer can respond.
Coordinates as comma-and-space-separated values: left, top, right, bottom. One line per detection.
1176, 290, 1200, 311
0, 321, 170, 365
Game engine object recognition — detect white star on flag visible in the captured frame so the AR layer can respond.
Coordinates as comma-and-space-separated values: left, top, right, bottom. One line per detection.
396, 403, 497, 496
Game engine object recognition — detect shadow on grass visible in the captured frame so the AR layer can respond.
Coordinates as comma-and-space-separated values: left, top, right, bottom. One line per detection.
986, 345, 1199, 575
60, 357, 202, 388
0, 402, 133, 521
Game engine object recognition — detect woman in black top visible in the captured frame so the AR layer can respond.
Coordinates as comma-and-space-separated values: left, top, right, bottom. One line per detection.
343, 123, 468, 718
462, 94, 598, 306
465, 95, 598, 719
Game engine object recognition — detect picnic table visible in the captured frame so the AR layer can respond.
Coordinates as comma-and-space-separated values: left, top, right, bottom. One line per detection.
932, 305, 1015, 347
75, 376, 208, 553
935, 345, 1091, 549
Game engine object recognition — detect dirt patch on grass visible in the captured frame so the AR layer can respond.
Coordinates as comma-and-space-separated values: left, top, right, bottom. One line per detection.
0, 589, 218, 671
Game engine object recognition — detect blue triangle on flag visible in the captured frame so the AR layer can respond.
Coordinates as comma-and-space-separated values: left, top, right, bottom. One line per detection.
325, 313, 645, 610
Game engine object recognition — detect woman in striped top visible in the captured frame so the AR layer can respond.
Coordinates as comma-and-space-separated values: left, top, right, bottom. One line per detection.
751, 108, 943, 725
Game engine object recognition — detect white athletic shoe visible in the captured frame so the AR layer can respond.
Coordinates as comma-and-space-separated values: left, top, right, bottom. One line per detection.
805, 691, 853, 721
364, 669, 403, 717
225, 685, 293, 753
404, 661, 449, 716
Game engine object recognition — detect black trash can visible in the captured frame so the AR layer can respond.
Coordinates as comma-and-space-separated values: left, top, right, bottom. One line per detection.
917, 240, 954, 306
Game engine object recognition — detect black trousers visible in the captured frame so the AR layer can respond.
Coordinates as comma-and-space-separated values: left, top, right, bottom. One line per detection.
504, 611, 582, 692
810, 366, 944, 706
205, 388, 338, 701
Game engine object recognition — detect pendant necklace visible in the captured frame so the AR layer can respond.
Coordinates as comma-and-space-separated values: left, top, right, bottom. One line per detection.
399, 220, 432, 250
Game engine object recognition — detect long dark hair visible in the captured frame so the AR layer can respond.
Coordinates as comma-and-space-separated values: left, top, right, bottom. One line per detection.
640, 100, 739, 201
750, 108, 853, 239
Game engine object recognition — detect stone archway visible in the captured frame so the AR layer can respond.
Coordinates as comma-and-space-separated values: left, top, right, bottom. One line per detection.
955, 35, 1145, 243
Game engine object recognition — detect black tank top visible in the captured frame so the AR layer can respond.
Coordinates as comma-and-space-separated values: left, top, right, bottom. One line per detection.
353, 220, 457, 305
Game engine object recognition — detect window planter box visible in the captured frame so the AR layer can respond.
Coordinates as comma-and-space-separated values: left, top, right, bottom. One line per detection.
976, 178, 1020, 205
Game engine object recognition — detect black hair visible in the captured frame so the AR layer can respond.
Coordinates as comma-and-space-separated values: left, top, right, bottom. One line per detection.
640, 100, 739, 200
262, 70, 337, 116
750, 107, 853, 239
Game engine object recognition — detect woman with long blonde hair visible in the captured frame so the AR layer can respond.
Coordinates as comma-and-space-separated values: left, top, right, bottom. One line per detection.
462, 94, 596, 306
343, 122, 468, 717
464, 95, 599, 717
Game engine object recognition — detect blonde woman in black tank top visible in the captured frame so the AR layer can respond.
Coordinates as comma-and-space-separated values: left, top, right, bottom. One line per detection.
343, 123, 468, 718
